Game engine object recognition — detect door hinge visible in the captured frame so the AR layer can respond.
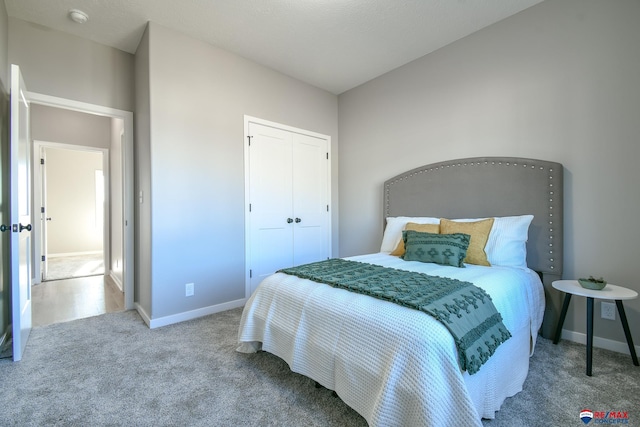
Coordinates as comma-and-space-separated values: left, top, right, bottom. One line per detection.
247, 135, 253, 146
326, 152, 329, 160
40, 158, 45, 165
41, 207, 45, 213
41, 255, 45, 262
249, 269, 252, 278
327, 205, 329, 212
249, 203, 252, 212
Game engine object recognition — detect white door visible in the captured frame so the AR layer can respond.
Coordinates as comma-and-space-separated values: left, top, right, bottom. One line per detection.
246, 119, 330, 295
248, 123, 294, 292
39, 145, 49, 280
10, 64, 32, 361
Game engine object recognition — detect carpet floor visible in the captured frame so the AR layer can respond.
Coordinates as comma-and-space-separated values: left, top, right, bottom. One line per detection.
0, 308, 638, 426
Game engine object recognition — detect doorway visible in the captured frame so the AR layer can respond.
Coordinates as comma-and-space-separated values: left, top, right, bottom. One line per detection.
30, 113, 124, 325
28, 92, 134, 311
37, 144, 107, 282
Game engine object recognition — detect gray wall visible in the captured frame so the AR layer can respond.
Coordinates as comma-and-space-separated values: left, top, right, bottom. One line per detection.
0, 1, 7, 86
140, 22, 338, 320
0, 0, 9, 348
134, 25, 152, 316
8, 18, 134, 112
338, 0, 640, 348
31, 104, 111, 148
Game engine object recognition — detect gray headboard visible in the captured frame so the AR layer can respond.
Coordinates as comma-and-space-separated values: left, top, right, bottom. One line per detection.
383, 157, 563, 338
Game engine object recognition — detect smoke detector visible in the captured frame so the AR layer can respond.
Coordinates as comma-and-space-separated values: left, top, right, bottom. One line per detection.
69, 9, 89, 24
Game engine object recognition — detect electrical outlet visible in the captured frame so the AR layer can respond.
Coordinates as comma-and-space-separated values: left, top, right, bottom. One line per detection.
185, 283, 195, 297
601, 301, 616, 320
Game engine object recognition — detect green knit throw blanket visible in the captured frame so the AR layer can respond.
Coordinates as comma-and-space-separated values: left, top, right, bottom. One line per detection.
278, 258, 511, 375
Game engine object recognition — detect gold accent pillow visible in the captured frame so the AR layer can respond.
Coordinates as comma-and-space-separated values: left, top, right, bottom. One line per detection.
440, 218, 495, 266
390, 222, 440, 256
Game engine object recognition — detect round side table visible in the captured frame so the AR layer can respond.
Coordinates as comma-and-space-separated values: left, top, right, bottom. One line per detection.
552, 280, 639, 376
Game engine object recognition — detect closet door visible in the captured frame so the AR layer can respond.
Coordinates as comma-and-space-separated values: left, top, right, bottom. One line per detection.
246, 119, 330, 296
248, 123, 294, 293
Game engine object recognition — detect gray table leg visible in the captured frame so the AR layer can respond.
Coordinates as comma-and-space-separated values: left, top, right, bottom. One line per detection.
553, 293, 572, 345
615, 300, 639, 366
587, 297, 594, 376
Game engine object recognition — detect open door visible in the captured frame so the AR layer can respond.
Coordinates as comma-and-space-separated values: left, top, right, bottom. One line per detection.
10, 64, 32, 361
37, 145, 49, 281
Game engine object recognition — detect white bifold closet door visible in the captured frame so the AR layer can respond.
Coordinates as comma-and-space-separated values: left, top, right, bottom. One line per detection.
247, 121, 330, 295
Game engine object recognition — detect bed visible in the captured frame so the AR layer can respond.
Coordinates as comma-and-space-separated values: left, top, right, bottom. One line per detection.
238, 157, 564, 426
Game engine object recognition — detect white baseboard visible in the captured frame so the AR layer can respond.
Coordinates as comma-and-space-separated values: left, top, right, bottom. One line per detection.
135, 304, 152, 327
559, 329, 640, 356
0, 325, 10, 354
136, 299, 247, 329
109, 271, 124, 292
48, 251, 103, 258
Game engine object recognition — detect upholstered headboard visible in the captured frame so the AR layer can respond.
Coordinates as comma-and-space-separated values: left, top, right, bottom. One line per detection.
383, 157, 563, 338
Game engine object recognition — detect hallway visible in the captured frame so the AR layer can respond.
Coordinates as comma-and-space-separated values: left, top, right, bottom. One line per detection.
32, 275, 124, 327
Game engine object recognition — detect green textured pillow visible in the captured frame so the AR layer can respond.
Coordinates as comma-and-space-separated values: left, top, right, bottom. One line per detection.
401, 230, 471, 268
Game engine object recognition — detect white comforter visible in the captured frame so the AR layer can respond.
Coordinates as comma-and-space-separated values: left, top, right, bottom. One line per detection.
237, 253, 545, 426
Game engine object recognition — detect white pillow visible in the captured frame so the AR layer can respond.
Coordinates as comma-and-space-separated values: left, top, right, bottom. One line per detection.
486, 215, 534, 268
445, 215, 534, 268
381, 215, 534, 268
380, 216, 439, 252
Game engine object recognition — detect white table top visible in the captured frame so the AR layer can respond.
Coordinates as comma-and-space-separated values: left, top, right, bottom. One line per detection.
552, 280, 638, 300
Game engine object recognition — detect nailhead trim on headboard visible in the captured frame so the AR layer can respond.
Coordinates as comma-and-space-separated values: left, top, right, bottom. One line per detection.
383, 157, 563, 277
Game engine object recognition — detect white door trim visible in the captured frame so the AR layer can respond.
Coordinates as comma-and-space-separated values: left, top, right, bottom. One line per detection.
32, 141, 109, 283
27, 91, 135, 310
243, 115, 332, 298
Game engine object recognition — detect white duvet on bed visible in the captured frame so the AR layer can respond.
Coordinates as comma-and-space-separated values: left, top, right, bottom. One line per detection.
237, 253, 545, 426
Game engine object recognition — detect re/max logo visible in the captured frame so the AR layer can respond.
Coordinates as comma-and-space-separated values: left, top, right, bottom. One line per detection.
588, 411, 630, 425
594, 412, 629, 419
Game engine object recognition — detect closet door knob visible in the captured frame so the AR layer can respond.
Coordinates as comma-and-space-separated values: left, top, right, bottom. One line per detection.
295, 218, 301, 223
287, 218, 293, 224
0, 224, 10, 232
19, 223, 32, 232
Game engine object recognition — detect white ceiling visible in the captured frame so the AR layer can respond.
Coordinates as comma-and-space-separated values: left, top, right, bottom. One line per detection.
4, 0, 543, 94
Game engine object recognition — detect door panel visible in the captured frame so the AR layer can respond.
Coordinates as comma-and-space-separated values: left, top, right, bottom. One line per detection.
248, 123, 294, 293
292, 133, 329, 266
10, 64, 32, 361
